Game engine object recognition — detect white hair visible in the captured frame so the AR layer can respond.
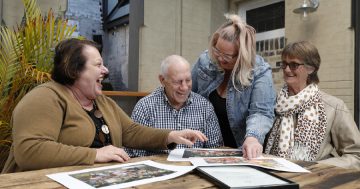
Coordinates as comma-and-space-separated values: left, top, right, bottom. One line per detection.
160, 55, 190, 78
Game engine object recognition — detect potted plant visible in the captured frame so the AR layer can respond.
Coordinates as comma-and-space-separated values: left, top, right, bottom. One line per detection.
0, 0, 76, 171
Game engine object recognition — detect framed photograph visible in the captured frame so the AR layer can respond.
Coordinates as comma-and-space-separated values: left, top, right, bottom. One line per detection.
196, 166, 299, 189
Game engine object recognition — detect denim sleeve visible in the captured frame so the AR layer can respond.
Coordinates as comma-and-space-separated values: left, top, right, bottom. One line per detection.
204, 103, 224, 148
191, 57, 201, 93
245, 68, 276, 144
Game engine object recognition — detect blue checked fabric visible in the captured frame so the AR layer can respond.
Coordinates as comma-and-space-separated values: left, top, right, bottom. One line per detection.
124, 87, 223, 157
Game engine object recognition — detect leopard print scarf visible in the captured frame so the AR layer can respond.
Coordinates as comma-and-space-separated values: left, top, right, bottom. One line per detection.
265, 84, 327, 161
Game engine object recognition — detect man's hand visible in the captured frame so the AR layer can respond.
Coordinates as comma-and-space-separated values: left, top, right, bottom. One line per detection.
167, 129, 208, 146
242, 136, 263, 159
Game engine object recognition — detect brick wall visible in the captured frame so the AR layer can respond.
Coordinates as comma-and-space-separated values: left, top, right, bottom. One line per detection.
256, 37, 287, 91
231, 0, 354, 114
285, 0, 354, 113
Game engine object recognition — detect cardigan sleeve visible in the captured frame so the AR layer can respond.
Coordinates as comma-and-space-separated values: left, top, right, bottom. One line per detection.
12, 87, 96, 171
100, 96, 172, 150
117, 104, 172, 150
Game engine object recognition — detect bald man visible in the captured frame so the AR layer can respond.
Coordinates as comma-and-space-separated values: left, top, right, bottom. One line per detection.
125, 55, 223, 157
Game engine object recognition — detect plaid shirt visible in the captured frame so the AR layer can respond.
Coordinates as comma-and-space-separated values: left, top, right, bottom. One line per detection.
125, 87, 223, 157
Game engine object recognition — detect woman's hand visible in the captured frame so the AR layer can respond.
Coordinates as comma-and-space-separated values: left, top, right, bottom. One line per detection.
95, 145, 130, 163
242, 136, 263, 159
167, 129, 208, 146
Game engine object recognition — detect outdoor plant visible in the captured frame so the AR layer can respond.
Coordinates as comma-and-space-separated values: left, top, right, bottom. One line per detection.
0, 0, 76, 170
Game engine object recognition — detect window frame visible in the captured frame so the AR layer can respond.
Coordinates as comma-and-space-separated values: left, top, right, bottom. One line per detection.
237, 0, 285, 41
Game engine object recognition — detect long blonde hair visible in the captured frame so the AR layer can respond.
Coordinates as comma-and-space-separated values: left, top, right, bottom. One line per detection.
209, 14, 256, 88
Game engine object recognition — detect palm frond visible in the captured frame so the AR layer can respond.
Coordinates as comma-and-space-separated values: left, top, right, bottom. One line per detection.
0, 121, 11, 170
22, 0, 41, 24
0, 0, 77, 171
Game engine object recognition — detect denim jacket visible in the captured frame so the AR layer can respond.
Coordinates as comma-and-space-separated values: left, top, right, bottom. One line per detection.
191, 50, 275, 147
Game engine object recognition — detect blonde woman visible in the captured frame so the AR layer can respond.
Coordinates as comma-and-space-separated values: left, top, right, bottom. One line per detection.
192, 14, 275, 159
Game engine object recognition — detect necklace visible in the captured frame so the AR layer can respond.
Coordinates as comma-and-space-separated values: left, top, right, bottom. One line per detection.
87, 102, 111, 146
93, 102, 110, 135
67, 86, 111, 146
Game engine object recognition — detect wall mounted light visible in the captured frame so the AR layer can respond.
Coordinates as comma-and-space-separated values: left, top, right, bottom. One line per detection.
293, 0, 320, 20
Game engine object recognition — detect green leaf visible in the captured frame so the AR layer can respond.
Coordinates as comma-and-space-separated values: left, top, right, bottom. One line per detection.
0, 0, 77, 171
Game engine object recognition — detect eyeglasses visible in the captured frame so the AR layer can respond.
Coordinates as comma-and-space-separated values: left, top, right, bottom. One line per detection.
166, 78, 192, 87
212, 46, 237, 63
173, 80, 191, 87
280, 61, 305, 70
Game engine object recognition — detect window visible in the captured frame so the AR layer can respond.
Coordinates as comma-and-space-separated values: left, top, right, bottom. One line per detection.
103, 0, 130, 31
237, 0, 285, 69
237, 0, 284, 41
246, 2, 284, 33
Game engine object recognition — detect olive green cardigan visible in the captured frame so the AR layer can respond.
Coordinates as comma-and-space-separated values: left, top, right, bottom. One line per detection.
2, 81, 171, 173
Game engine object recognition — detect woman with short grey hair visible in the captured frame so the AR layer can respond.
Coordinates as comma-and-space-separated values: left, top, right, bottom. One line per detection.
265, 41, 360, 169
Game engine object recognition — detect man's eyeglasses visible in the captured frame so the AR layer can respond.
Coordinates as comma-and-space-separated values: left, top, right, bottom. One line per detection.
168, 79, 191, 87
212, 46, 237, 63
280, 61, 305, 70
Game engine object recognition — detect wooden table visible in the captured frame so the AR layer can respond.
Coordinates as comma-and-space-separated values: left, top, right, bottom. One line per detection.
0, 155, 359, 189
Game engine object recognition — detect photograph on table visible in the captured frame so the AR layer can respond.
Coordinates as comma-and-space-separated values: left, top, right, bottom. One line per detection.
167, 148, 243, 162
190, 157, 309, 172
47, 160, 195, 189
70, 164, 175, 188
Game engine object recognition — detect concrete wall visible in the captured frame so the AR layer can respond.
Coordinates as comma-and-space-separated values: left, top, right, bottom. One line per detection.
5, 0, 352, 115
65, 0, 103, 39
102, 26, 129, 91
138, 0, 228, 91
285, 0, 354, 112
1, 0, 66, 28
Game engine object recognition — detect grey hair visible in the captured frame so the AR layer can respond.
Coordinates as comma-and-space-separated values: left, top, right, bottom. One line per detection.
160, 55, 190, 78
282, 41, 321, 84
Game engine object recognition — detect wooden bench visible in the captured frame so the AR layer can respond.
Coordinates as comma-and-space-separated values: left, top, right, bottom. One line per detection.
102, 91, 150, 97
102, 91, 150, 115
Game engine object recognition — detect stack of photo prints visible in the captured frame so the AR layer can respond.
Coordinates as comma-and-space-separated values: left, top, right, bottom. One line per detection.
48, 148, 309, 188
